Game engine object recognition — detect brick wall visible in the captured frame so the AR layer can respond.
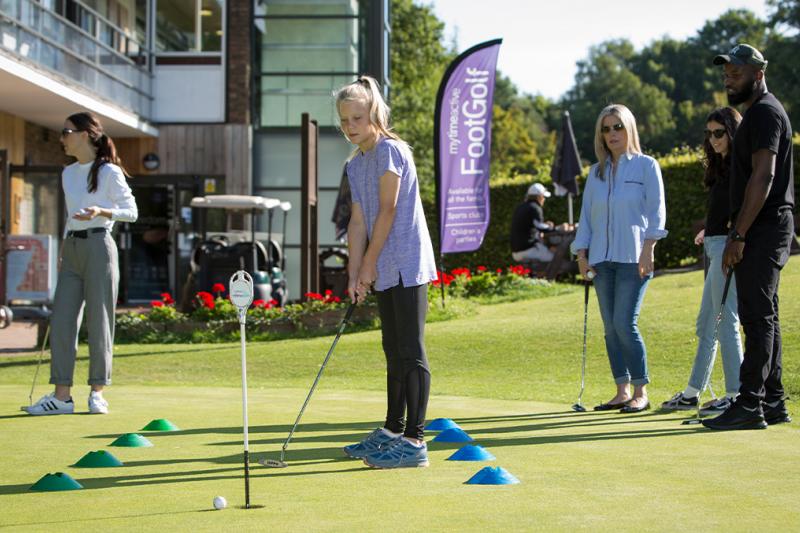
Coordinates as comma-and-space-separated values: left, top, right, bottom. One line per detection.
226, 0, 252, 125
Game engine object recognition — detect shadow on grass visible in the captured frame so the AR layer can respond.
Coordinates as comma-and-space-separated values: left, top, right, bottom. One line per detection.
2, 509, 229, 528
0, 345, 234, 369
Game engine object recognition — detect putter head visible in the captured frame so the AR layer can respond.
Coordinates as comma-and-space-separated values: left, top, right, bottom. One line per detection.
259, 457, 288, 468
571, 403, 587, 412
682, 418, 704, 425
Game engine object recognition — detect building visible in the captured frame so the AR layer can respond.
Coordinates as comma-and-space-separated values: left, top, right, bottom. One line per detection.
1, 0, 389, 307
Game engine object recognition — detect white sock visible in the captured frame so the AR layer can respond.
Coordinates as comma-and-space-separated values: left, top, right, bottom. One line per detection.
683, 386, 700, 399
402, 437, 423, 447
381, 428, 402, 438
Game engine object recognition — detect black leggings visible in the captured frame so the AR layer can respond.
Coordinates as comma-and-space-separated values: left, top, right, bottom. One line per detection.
376, 281, 430, 440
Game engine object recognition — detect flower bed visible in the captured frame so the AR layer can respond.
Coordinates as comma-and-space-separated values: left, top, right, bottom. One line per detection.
114, 265, 566, 343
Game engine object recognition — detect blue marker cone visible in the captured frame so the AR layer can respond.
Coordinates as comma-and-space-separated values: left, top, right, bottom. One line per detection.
446, 445, 495, 461
432, 428, 473, 443
425, 418, 461, 431
465, 466, 520, 485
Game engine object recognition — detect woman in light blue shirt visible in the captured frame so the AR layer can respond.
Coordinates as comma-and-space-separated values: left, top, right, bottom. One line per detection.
572, 104, 668, 413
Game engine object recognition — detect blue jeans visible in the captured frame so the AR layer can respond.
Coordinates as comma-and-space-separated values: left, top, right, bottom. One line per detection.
593, 262, 651, 385
687, 236, 743, 396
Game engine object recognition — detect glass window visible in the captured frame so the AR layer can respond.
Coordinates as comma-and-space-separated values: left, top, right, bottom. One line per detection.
156, 0, 195, 51
156, 0, 223, 52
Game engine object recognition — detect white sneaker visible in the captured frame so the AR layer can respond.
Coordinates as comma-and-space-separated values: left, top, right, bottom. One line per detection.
23, 393, 74, 416
88, 391, 109, 414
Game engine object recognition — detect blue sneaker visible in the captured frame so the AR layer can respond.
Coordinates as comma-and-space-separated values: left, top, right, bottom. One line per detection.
363, 438, 429, 469
343, 428, 400, 459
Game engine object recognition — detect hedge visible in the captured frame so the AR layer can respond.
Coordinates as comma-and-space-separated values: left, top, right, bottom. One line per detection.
424, 140, 800, 271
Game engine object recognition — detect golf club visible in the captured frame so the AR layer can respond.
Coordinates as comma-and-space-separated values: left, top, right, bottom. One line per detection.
229, 271, 254, 507
572, 271, 594, 412
19, 321, 51, 412
261, 302, 356, 468
683, 270, 733, 425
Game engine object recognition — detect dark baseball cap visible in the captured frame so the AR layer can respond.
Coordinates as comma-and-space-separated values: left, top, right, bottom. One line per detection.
713, 44, 768, 70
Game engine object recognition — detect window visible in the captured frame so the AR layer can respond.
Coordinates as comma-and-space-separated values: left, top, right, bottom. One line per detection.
156, 0, 223, 52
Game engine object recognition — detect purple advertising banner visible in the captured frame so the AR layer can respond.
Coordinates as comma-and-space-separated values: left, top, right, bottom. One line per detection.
435, 39, 502, 254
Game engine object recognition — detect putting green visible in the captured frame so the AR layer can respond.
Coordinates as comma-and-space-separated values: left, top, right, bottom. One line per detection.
1, 385, 797, 531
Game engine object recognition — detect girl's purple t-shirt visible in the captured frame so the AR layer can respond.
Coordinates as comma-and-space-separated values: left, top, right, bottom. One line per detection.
346, 137, 437, 291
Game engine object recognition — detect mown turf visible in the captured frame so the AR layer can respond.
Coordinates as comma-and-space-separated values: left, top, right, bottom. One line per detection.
1, 261, 798, 531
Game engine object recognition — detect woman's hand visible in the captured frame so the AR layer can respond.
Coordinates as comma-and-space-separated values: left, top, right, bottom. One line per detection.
638, 244, 655, 278
576, 254, 595, 280
72, 206, 103, 220
694, 229, 705, 245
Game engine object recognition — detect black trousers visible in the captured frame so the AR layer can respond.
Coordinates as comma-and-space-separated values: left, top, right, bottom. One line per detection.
735, 209, 794, 408
376, 281, 431, 440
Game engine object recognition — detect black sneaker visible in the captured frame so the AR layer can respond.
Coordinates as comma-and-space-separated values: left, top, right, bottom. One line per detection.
660, 392, 698, 411
763, 400, 792, 426
701, 401, 767, 430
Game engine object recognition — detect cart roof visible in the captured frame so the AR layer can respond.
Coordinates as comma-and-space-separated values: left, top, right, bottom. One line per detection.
190, 195, 281, 211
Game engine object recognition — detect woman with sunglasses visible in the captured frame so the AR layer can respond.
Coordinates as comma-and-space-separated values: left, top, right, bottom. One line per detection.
24, 112, 137, 416
572, 104, 667, 413
661, 107, 743, 415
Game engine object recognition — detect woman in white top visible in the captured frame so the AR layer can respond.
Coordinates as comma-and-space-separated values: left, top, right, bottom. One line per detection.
24, 112, 138, 416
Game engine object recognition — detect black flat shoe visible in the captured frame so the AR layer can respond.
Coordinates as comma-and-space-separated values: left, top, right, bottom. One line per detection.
620, 401, 651, 413
594, 401, 629, 411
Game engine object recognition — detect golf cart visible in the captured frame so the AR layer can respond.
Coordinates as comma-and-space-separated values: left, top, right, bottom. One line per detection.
182, 195, 291, 310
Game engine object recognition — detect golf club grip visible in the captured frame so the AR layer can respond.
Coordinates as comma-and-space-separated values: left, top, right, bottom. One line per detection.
721, 271, 733, 307
343, 302, 356, 322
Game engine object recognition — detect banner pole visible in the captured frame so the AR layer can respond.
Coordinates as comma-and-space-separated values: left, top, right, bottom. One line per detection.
439, 253, 446, 309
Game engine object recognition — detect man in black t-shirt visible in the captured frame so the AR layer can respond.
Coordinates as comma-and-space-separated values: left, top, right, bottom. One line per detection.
510, 183, 559, 263
703, 44, 795, 431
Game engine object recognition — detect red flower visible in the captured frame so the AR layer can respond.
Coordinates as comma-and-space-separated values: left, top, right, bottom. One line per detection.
477, 265, 487, 272
150, 300, 164, 308
196, 291, 215, 309
252, 299, 266, 308
496, 268, 503, 274
451, 267, 472, 279
304, 292, 323, 301
212, 283, 226, 294
160, 292, 175, 305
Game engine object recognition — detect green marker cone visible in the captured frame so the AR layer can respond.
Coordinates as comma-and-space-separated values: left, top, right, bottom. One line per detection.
30, 472, 83, 491
141, 419, 179, 431
74, 450, 124, 467
110, 433, 153, 447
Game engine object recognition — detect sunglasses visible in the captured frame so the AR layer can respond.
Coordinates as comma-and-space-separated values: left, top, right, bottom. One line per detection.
704, 128, 727, 139
601, 123, 625, 134
60, 128, 81, 136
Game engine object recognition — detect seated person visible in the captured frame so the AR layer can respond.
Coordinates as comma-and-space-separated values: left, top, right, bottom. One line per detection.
510, 183, 567, 262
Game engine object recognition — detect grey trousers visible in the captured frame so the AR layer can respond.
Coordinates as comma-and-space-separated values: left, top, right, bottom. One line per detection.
50, 231, 119, 386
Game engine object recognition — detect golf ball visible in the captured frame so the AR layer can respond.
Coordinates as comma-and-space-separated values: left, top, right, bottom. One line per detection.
213, 496, 227, 510
586, 270, 595, 280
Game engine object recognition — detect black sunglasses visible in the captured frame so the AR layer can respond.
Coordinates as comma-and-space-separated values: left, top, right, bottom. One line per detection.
601, 123, 625, 134
60, 128, 81, 136
704, 128, 727, 139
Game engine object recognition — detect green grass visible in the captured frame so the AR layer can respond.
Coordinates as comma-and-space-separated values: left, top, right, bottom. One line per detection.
1, 262, 798, 531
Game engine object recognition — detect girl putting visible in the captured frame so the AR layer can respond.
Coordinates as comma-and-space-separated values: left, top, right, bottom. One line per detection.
336, 76, 437, 468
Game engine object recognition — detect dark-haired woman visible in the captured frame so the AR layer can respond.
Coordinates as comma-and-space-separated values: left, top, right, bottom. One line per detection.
24, 112, 137, 416
661, 107, 743, 415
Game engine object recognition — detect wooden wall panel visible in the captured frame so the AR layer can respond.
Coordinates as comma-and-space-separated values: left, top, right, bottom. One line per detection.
0, 111, 25, 165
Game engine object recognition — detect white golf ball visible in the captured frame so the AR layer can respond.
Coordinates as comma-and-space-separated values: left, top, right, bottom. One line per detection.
213, 496, 227, 510
586, 270, 595, 280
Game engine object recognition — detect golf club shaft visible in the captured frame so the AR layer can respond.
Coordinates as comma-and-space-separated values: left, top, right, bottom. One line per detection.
29, 324, 50, 405
240, 320, 250, 508
578, 281, 590, 405
695, 271, 733, 420
280, 303, 356, 461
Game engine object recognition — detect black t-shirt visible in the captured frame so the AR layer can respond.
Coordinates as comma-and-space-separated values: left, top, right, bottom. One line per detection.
705, 172, 731, 236
730, 92, 795, 225
510, 202, 545, 252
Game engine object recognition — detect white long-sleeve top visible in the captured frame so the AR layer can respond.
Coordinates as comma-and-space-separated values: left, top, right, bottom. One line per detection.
62, 161, 138, 234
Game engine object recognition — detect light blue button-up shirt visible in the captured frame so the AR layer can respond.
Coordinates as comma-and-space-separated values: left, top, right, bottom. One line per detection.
571, 152, 668, 266
347, 137, 438, 291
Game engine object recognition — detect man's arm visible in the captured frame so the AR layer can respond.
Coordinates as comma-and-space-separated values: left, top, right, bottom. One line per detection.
722, 148, 776, 270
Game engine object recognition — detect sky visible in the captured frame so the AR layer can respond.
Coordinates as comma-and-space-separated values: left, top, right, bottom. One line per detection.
430, 0, 770, 100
